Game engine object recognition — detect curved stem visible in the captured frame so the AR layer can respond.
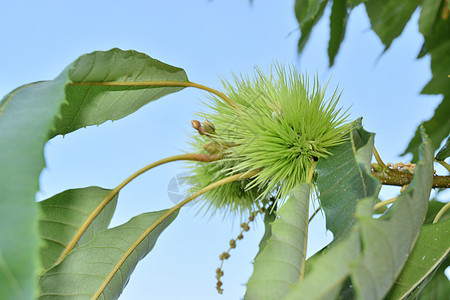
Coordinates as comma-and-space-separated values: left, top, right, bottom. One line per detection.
437, 160, 450, 173
70, 80, 239, 110
373, 197, 398, 210
308, 206, 321, 223
55, 153, 221, 265
93, 169, 259, 299
373, 146, 386, 168
433, 201, 450, 224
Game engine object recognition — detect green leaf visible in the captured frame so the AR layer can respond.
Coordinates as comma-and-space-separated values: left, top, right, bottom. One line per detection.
422, 41, 450, 96
418, 0, 443, 39
402, 96, 450, 162
436, 135, 450, 160
316, 119, 380, 241
295, 0, 329, 53
0, 79, 69, 299
418, 0, 450, 58
284, 229, 361, 300
52, 48, 189, 137
417, 258, 450, 300
39, 209, 178, 299
347, 0, 367, 9
424, 199, 450, 224
364, 0, 420, 49
350, 129, 434, 300
328, 0, 349, 66
0, 48, 187, 299
385, 220, 450, 299
255, 205, 277, 259
245, 184, 310, 300
39, 187, 118, 270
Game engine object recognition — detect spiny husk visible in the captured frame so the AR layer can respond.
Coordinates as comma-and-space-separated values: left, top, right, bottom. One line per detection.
188, 65, 350, 215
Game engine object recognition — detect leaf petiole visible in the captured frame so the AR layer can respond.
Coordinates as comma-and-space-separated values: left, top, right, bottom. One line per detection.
70, 80, 239, 110
55, 153, 221, 265
92, 169, 259, 299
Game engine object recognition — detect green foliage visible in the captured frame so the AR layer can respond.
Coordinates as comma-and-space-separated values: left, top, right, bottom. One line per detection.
284, 127, 436, 300
424, 199, 450, 224
403, 96, 450, 162
417, 259, 450, 300
351, 129, 433, 299
316, 119, 379, 241
1, 43, 448, 299
285, 230, 361, 299
386, 220, 450, 299
294, 0, 450, 161
0, 48, 188, 298
295, 0, 328, 53
245, 183, 310, 300
365, 0, 419, 50
52, 48, 188, 137
39, 209, 178, 299
39, 187, 118, 270
328, 0, 348, 66
436, 136, 450, 160
0, 78, 70, 299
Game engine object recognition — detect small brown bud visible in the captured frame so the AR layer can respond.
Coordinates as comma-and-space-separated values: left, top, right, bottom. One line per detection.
216, 268, 223, 276
249, 215, 255, 222
229, 239, 236, 248
241, 223, 250, 231
220, 252, 230, 260
237, 234, 244, 240
191, 120, 201, 130
216, 281, 223, 288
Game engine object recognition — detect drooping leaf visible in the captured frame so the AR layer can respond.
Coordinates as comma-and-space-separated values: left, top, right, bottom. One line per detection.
436, 135, 450, 160
351, 129, 434, 300
418, 0, 444, 39
418, 0, 450, 58
39, 187, 118, 270
39, 209, 178, 299
417, 258, 450, 300
0, 79, 69, 299
385, 220, 450, 299
422, 41, 450, 97
52, 48, 189, 137
316, 119, 380, 241
295, 0, 329, 54
245, 183, 310, 300
402, 96, 450, 162
328, 0, 348, 66
284, 229, 361, 300
364, 0, 420, 50
0, 48, 187, 299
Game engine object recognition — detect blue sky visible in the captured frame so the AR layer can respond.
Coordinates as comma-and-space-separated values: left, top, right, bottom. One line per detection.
1, 1, 445, 299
